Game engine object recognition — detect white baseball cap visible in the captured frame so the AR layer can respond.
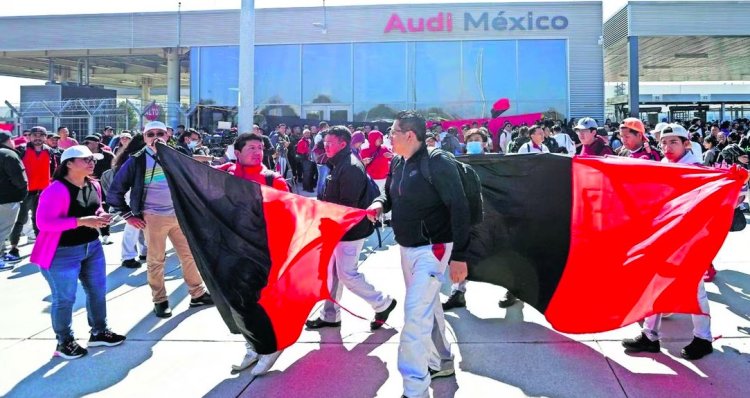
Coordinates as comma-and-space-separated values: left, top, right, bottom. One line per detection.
60, 145, 104, 163
119, 132, 133, 139
143, 121, 167, 133
660, 123, 689, 139
652, 122, 670, 133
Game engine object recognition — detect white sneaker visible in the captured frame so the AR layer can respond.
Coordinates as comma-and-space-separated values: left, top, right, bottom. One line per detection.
250, 351, 282, 376
231, 349, 259, 372
101, 236, 111, 245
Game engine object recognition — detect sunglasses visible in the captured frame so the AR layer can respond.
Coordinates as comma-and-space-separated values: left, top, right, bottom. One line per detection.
79, 157, 97, 164
145, 131, 166, 138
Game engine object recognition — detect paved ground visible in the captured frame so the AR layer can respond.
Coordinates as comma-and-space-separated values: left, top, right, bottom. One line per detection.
1, 216, 749, 398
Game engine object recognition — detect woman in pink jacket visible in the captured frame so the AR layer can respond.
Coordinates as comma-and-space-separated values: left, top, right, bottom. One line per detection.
31, 145, 126, 359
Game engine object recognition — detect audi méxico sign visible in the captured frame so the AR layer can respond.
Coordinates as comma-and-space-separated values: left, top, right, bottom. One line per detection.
384, 11, 569, 33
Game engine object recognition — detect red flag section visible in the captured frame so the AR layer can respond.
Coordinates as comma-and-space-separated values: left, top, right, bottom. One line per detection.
259, 186, 366, 351
546, 156, 747, 333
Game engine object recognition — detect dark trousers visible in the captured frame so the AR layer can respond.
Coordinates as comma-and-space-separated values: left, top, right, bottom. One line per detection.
10, 190, 41, 246
301, 159, 315, 192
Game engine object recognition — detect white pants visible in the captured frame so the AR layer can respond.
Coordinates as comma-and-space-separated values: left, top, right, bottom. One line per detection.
643, 281, 711, 341
320, 239, 392, 322
399, 243, 454, 398
374, 179, 391, 221
121, 223, 148, 261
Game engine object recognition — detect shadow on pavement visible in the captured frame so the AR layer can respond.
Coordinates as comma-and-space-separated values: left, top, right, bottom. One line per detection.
708, 269, 750, 335
3, 285, 210, 398
225, 328, 397, 398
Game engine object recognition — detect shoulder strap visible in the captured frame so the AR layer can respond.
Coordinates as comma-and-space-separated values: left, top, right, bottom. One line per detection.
262, 170, 275, 187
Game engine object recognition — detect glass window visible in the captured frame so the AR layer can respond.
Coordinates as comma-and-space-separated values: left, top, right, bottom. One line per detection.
413, 42, 461, 104
517, 40, 568, 101
255, 45, 301, 105
302, 44, 352, 104
195, 46, 240, 107
353, 42, 407, 104
461, 40, 518, 117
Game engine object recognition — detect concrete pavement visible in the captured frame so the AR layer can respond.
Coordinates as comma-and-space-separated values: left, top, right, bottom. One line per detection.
1, 220, 749, 398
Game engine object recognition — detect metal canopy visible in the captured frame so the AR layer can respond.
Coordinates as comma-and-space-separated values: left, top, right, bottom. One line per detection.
0, 49, 189, 89
605, 36, 750, 82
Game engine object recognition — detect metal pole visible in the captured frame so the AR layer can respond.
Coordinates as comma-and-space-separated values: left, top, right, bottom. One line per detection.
166, 48, 180, 128
627, 36, 640, 118
238, 0, 255, 132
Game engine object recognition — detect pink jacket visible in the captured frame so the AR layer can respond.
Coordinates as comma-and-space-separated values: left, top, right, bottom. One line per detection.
31, 180, 103, 269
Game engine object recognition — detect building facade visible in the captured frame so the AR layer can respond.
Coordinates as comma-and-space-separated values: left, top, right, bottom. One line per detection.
191, 2, 604, 123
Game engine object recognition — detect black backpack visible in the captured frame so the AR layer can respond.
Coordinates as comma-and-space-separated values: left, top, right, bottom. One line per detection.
414, 148, 484, 226
508, 137, 530, 153
362, 175, 381, 208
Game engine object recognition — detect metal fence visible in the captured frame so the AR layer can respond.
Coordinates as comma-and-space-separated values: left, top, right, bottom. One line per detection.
2, 98, 193, 140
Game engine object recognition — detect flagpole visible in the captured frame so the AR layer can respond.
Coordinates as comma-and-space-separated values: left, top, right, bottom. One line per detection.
238, 0, 255, 133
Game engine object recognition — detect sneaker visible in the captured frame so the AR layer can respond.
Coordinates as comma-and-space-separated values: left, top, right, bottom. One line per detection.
681, 337, 713, 360
101, 235, 112, 245
498, 291, 518, 308
3, 248, 21, 263
139, 255, 147, 261
232, 349, 259, 372
622, 333, 661, 353
0, 261, 13, 272
250, 351, 283, 376
371, 299, 397, 330
54, 339, 88, 359
154, 301, 172, 318
429, 367, 455, 379
88, 330, 126, 347
121, 259, 141, 269
704, 264, 717, 283
442, 291, 466, 311
305, 318, 341, 329
190, 293, 214, 307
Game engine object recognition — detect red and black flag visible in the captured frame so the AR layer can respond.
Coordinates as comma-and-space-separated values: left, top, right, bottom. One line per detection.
462, 153, 747, 333
156, 143, 366, 354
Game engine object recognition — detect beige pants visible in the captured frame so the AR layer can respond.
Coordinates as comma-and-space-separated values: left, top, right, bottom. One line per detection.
143, 213, 206, 303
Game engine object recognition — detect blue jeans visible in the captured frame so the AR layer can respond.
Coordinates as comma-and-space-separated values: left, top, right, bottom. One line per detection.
316, 164, 330, 195
40, 240, 108, 343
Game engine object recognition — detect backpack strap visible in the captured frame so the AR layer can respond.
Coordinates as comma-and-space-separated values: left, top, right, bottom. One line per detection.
262, 170, 276, 187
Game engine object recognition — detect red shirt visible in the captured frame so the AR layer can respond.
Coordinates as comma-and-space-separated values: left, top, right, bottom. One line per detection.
21, 146, 51, 191
360, 131, 392, 180
296, 138, 311, 156
216, 163, 290, 192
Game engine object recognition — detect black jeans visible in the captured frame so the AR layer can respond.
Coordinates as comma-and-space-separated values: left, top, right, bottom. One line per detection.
301, 159, 315, 192
10, 190, 41, 246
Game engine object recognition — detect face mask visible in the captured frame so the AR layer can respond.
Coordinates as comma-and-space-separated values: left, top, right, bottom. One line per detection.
187, 141, 198, 150
466, 141, 484, 155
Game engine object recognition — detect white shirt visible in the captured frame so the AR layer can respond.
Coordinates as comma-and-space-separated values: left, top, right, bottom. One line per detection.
497, 130, 512, 153
517, 142, 550, 154
690, 141, 703, 159
553, 133, 576, 155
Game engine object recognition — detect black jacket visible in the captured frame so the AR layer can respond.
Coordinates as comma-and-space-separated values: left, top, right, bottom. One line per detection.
320, 147, 374, 241
374, 145, 470, 261
107, 147, 149, 218
0, 145, 28, 204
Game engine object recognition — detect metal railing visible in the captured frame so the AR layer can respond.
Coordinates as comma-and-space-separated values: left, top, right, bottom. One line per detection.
2, 98, 193, 139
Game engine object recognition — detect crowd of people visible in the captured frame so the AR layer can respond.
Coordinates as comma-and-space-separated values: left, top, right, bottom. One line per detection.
1, 111, 748, 398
